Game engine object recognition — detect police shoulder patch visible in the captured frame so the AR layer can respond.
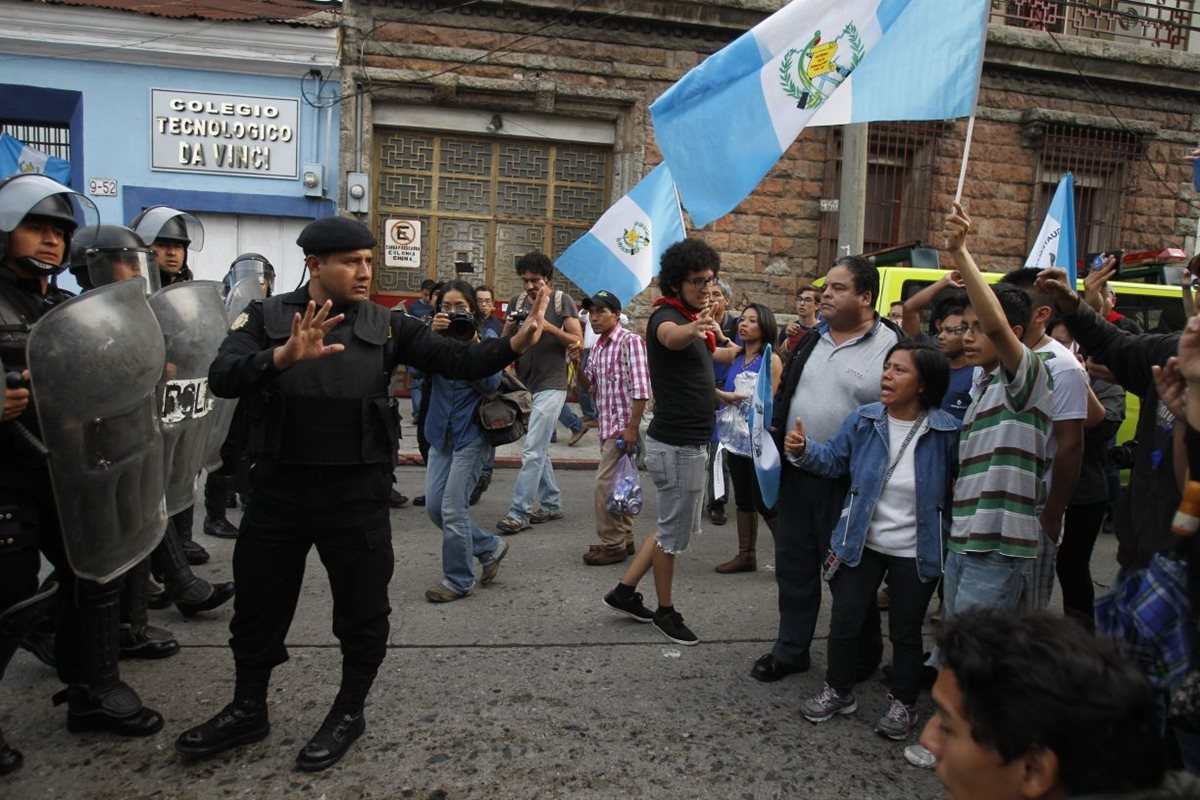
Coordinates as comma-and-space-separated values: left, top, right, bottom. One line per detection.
230, 311, 249, 331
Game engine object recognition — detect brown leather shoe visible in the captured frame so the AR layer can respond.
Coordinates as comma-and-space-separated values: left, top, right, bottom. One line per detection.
714, 553, 756, 574
583, 547, 628, 566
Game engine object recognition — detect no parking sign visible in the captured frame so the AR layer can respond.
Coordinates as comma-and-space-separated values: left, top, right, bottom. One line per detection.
384, 218, 421, 268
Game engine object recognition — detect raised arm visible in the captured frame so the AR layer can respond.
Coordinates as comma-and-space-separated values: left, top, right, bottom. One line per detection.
901, 271, 964, 338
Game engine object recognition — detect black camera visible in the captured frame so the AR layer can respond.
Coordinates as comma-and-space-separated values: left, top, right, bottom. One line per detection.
506, 308, 529, 325
443, 311, 477, 341
1108, 440, 1138, 470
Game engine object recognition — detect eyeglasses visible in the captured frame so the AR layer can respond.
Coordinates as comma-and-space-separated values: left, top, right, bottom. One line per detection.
941, 324, 968, 335
440, 303, 471, 314
686, 277, 716, 288
795, 296, 816, 304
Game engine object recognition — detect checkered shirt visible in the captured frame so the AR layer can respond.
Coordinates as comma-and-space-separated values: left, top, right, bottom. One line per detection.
584, 324, 650, 441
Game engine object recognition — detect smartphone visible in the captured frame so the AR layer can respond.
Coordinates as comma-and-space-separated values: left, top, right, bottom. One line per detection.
1084, 250, 1123, 277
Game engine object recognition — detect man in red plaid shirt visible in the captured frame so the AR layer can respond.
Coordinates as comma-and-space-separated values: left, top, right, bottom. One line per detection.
572, 290, 650, 566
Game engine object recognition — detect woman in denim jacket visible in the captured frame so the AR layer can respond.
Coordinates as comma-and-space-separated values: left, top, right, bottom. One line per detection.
422, 280, 509, 603
784, 341, 958, 741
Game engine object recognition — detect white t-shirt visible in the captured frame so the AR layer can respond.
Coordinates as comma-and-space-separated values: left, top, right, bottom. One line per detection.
866, 415, 927, 558
1034, 336, 1089, 484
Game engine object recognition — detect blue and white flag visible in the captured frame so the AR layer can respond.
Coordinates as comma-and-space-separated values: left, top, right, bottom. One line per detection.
650, 0, 989, 228
749, 343, 780, 509
554, 163, 686, 306
1025, 173, 1078, 286
0, 133, 71, 183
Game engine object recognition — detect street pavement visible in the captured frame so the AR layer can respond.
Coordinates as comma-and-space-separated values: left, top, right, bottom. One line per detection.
1, 430, 1122, 799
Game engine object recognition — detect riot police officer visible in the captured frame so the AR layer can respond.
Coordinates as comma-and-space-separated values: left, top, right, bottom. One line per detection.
204, 253, 276, 538
175, 216, 550, 771
0, 176, 163, 773
130, 206, 209, 566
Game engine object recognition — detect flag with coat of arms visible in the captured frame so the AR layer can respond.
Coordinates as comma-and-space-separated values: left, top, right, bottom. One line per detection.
553, 163, 687, 306
0, 133, 71, 184
749, 343, 780, 509
650, 0, 989, 228
1025, 172, 1078, 286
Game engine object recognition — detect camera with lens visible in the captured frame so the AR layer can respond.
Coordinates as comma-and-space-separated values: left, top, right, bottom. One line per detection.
506, 308, 529, 326
1108, 440, 1138, 470
443, 311, 477, 341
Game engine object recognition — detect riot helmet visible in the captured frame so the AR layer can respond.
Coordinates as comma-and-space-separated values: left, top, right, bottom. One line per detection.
129, 205, 204, 283
83, 224, 160, 294
0, 174, 97, 275
225, 252, 275, 298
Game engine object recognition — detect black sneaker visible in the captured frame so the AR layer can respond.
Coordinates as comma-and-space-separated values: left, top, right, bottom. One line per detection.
653, 608, 699, 646
603, 589, 654, 623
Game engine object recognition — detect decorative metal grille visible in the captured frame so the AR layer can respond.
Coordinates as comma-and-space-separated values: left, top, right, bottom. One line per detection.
1, 122, 71, 161
373, 129, 609, 298
990, 0, 1195, 49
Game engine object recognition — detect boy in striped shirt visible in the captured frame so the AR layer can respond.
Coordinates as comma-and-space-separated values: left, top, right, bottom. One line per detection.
943, 203, 1054, 616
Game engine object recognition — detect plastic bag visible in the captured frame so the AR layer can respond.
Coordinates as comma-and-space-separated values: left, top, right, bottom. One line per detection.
717, 370, 756, 456
606, 451, 643, 517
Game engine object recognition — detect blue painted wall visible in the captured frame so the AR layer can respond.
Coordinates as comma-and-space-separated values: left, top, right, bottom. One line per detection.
0, 55, 338, 224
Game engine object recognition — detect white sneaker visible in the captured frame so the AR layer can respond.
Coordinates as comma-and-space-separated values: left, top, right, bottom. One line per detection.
903, 743, 937, 769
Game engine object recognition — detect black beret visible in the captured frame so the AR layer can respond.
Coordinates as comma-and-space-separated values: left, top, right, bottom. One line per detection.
296, 216, 376, 255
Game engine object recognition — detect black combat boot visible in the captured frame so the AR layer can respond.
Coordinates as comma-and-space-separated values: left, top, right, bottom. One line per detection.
118, 561, 178, 660
296, 666, 374, 771
203, 473, 239, 539
53, 580, 163, 737
171, 506, 209, 564
150, 526, 234, 617
175, 667, 270, 759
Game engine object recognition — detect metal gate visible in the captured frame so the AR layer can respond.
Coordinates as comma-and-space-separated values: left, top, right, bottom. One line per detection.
373, 129, 612, 303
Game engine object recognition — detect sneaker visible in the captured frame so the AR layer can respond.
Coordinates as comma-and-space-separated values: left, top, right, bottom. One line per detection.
903, 743, 937, 769
652, 608, 699, 646
425, 585, 468, 603
800, 684, 858, 723
529, 509, 564, 524
480, 541, 509, 586
875, 695, 918, 740
708, 505, 727, 526
496, 515, 530, 535
568, 427, 590, 446
602, 589, 654, 623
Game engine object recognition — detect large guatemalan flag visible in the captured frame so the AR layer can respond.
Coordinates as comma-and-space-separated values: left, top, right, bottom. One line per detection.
0, 133, 71, 184
749, 343, 780, 508
1025, 173, 1078, 286
554, 163, 687, 306
651, 0, 989, 228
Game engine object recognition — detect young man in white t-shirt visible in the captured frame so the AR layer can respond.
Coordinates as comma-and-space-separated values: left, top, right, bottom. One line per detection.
998, 268, 1103, 609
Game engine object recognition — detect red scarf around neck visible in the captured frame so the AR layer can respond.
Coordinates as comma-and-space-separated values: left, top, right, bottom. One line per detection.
653, 296, 716, 352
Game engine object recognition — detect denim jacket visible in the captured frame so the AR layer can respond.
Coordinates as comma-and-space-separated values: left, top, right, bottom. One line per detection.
795, 402, 959, 582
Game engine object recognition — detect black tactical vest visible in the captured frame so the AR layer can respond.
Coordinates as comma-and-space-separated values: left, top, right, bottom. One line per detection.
257, 292, 398, 466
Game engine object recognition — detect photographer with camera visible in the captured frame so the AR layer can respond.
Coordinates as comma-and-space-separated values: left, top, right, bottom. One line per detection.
423, 280, 511, 602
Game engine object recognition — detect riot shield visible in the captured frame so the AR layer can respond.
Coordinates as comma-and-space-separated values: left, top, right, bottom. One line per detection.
148, 281, 227, 514
200, 276, 265, 471
26, 279, 168, 584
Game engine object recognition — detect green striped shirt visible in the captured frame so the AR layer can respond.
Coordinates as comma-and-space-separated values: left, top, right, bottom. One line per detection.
948, 348, 1054, 559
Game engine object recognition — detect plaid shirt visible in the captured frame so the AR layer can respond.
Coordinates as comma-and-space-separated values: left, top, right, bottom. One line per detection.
584, 324, 650, 441
1096, 552, 1192, 690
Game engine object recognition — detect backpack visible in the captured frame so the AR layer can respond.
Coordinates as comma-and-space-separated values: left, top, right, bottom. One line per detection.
474, 372, 534, 446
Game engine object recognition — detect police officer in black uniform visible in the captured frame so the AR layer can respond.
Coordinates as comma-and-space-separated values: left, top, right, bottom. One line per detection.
0, 176, 163, 775
175, 217, 550, 771
131, 205, 210, 566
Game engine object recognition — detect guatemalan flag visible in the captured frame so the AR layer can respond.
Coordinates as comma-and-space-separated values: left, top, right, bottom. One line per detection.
651, 0, 989, 228
749, 344, 780, 508
554, 163, 687, 306
1025, 173, 1078, 286
0, 133, 71, 184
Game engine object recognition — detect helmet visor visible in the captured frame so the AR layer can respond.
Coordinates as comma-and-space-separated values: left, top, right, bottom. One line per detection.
230, 257, 274, 293
131, 207, 204, 251
0, 175, 98, 234
87, 249, 161, 294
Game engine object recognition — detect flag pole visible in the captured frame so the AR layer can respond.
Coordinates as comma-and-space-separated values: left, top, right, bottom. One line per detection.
954, 1, 991, 204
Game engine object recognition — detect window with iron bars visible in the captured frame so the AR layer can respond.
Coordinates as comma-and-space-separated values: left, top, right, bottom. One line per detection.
990, 0, 1197, 50
818, 121, 946, 266
1026, 122, 1142, 264
0, 121, 71, 162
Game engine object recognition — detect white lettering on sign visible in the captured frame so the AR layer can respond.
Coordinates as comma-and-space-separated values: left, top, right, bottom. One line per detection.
161, 378, 212, 423
384, 218, 422, 269
151, 89, 299, 179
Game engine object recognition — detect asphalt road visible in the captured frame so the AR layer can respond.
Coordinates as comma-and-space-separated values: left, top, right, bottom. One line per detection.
1, 455, 1121, 800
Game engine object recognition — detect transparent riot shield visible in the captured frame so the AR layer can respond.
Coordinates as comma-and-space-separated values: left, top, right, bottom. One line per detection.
148, 281, 227, 514
200, 276, 265, 471
26, 279, 168, 584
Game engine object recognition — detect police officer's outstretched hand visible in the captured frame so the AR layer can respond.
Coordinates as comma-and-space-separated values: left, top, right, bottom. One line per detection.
273, 300, 346, 370
509, 285, 551, 354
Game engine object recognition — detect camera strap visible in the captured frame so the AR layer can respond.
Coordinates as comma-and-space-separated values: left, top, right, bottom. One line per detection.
881, 412, 927, 487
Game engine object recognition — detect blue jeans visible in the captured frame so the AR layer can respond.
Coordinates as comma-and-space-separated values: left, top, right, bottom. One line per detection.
507, 389, 565, 523
426, 435, 503, 594
558, 402, 585, 434
480, 443, 495, 479
943, 549, 1031, 620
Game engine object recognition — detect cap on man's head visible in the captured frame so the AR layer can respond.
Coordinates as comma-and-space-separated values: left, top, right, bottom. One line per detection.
586, 290, 621, 314
296, 216, 376, 256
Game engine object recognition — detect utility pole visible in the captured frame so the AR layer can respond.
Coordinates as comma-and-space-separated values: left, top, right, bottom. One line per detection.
837, 123, 868, 258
